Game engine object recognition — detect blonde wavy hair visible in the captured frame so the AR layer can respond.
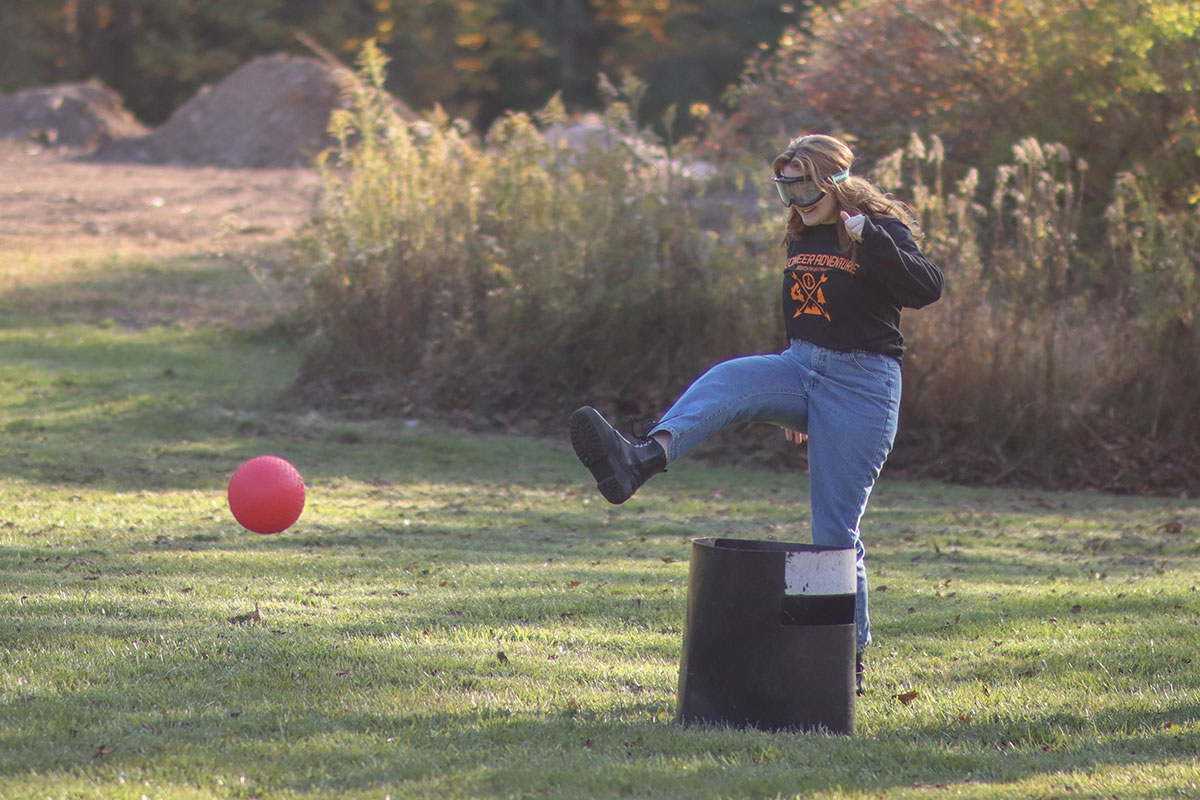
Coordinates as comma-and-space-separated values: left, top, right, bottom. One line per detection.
771, 134, 923, 253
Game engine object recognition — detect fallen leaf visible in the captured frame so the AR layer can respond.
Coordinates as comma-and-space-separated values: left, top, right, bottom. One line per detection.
1161, 519, 1183, 534
892, 690, 919, 705
496, 651, 509, 664
92, 745, 114, 759
228, 605, 261, 625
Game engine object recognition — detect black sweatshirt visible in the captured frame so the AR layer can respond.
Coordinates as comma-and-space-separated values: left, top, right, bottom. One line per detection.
781, 216, 943, 363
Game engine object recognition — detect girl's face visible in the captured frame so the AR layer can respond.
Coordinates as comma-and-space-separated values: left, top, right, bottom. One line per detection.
780, 163, 840, 226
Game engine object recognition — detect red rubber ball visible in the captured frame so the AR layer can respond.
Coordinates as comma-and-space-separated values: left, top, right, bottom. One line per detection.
227, 455, 306, 534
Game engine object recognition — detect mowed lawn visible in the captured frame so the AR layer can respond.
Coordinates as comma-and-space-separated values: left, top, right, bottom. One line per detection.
1, 247, 1198, 799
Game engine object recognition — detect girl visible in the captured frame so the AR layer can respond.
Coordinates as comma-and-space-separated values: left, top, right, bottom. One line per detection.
570, 134, 943, 694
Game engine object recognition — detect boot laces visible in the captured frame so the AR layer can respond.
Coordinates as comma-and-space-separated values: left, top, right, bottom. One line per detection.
627, 415, 661, 442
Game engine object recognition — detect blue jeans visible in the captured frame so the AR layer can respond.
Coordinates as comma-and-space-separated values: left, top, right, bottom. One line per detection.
649, 339, 902, 652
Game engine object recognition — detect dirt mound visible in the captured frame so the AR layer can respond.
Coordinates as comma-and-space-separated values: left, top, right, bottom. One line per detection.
92, 53, 345, 168
0, 81, 148, 149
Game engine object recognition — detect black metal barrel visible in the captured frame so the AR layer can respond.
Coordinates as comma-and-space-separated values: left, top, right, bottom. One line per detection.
675, 537, 856, 734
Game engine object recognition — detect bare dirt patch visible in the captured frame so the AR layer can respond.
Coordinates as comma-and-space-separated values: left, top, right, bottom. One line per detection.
0, 52, 350, 256
0, 54, 350, 329
1, 141, 318, 248
0, 141, 319, 328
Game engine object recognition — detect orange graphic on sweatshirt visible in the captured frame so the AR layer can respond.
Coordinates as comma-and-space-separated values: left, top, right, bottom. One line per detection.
791, 271, 831, 321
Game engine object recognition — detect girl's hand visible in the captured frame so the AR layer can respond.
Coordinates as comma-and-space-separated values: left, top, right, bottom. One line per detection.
784, 428, 808, 445
841, 210, 866, 241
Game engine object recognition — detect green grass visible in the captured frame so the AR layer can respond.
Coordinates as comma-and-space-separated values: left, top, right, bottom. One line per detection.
1, 251, 1198, 799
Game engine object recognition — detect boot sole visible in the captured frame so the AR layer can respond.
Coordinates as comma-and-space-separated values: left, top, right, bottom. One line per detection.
569, 408, 632, 505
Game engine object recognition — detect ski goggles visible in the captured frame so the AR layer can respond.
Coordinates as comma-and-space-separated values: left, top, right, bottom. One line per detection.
772, 168, 850, 208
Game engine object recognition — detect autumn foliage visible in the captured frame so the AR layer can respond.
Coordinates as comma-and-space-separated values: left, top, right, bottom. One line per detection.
723, 0, 1199, 204
0, 0, 790, 133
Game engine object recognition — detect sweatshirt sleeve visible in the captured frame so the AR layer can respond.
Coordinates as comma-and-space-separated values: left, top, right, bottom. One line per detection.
856, 217, 944, 309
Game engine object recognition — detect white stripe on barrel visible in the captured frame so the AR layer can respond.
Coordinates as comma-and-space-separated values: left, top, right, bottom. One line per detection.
783, 549, 856, 596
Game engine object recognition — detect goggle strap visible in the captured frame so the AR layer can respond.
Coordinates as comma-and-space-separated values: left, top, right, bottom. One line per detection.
771, 169, 851, 186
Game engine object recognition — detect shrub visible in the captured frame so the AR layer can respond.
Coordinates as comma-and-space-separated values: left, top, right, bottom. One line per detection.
299, 43, 777, 423
894, 136, 1199, 492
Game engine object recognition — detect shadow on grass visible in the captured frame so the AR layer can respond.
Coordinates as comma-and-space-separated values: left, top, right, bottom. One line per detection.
0, 250, 293, 332
3, 506, 1199, 796
1, 649, 1197, 797
3, 309, 1198, 522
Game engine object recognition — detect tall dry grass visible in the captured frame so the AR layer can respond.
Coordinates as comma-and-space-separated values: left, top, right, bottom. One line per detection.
299, 42, 777, 425
894, 135, 1200, 492
299, 43, 1199, 493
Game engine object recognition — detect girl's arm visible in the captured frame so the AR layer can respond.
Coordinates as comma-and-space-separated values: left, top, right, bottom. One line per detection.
854, 216, 944, 309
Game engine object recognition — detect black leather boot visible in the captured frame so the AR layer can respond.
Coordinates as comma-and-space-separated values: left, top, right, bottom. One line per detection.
569, 406, 666, 505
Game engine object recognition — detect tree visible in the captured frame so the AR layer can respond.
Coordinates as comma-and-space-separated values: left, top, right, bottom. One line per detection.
0, 1, 73, 95
368, 0, 797, 133
0, 1, 378, 124
725, 0, 1200, 203
1, 0, 801, 137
